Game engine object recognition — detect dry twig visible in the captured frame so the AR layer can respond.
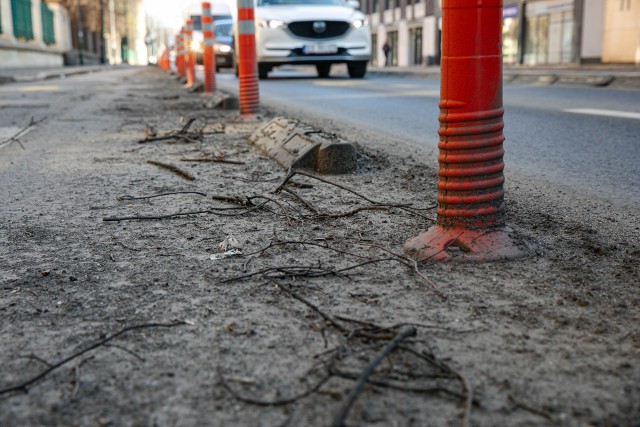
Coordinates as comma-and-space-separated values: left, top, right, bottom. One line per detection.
218, 367, 332, 406
0, 116, 47, 150
181, 157, 245, 165
331, 327, 417, 427
353, 242, 447, 299
147, 160, 195, 181
118, 191, 207, 200
0, 322, 186, 395
137, 117, 203, 144
273, 282, 348, 333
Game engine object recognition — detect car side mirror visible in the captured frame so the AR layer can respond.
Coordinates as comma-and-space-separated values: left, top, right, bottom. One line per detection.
347, 0, 360, 8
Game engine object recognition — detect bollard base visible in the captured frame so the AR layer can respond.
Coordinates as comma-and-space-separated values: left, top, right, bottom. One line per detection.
404, 226, 527, 262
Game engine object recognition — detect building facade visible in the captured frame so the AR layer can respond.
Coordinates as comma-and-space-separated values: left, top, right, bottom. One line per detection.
364, 0, 640, 67
0, 0, 72, 68
0, 0, 151, 69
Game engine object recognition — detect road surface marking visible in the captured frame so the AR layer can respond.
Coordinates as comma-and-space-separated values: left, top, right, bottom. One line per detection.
564, 108, 640, 120
392, 83, 421, 89
0, 85, 62, 92
313, 80, 368, 87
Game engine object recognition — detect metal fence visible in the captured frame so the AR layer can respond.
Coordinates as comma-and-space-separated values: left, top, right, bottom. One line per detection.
11, 0, 33, 40
41, 2, 54, 44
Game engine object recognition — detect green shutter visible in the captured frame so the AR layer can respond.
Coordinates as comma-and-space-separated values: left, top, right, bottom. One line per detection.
11, 0, 34, 40
41, 3, 54, 44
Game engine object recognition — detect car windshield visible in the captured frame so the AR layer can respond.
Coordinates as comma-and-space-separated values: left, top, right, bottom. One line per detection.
257, 0, 345, 6
216, 22, 232, 37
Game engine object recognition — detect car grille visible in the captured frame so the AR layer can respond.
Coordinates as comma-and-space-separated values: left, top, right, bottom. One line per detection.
287, 21, 351, 39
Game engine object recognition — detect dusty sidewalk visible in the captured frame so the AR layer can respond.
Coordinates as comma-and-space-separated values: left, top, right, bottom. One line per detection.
0, 67, 639, 426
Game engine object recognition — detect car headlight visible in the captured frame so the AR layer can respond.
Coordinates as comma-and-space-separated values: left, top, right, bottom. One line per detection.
218, 45, 232, 53
191, 40, 201, 51
351, 19, 368, 29
257, 19, 285, 29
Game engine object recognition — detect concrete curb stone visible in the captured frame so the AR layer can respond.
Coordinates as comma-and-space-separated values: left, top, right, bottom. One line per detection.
0, 65, 123, 85
368, 65, 640, 89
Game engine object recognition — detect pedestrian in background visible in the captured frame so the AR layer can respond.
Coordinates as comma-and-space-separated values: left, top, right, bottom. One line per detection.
383, 41, 390, 66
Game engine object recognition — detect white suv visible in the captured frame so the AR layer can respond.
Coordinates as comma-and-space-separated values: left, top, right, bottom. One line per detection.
252, 0, 371, 79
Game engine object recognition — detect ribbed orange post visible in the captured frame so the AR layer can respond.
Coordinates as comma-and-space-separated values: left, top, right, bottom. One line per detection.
159, 48, 170, 70
403, 0, 525, 262
185, 19, 197, 87
202, 2, 216, 93
237, 0, 259, 115
176, 31, 186, 78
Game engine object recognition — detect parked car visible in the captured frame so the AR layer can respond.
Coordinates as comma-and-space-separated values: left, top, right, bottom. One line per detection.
213, 19, 234, 71
246, 0, 371, 79
191, 16, 235, 70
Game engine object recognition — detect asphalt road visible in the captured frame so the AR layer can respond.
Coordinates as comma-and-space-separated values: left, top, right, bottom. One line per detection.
209, 66, 640, 211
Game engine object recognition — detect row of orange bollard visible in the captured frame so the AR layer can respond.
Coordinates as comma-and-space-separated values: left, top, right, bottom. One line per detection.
202, 2, 216, 93
165, 2, 258, 116
160, 0, 522, 263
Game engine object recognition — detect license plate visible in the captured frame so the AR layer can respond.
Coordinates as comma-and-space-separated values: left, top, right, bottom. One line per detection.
302, 44, 338, 55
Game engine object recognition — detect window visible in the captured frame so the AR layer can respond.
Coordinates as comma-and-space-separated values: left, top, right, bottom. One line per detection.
388, 30, 398, 66
11, 0, 34, 40
410, 27, 422, 65
41, 3, 55, 45
371, 32, 377, 64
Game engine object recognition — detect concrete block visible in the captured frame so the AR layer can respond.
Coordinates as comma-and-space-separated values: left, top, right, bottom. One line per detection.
249, 117, 358, 174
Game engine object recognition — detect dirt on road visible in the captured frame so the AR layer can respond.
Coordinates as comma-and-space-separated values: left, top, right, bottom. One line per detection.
1, 67, 638, 427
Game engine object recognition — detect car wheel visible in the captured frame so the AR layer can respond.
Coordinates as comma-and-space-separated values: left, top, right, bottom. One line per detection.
258, 63, 270, 80
348, 61, 367, 79
316, 64, 331, 78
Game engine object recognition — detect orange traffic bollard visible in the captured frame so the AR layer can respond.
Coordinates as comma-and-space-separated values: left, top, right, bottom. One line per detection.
237, 0, 259, 115
159, 49, 170, 71
404, 0, 525, 262
185, 20, 197, 87
202, 2, 216, 93
176, 31, 186, 78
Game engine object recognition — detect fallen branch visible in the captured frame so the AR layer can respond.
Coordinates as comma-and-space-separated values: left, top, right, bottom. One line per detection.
137, 117, 202, 144
243, 240, 370, 260
103, 204, 263, 222
147, 160, 195, 181
220, 258, 399, 283
330, 367, 465, 400
275, 168, 435, 221
281, 187, 319, 215
218, 367, 332, 406
313, 205, 392, 219
275, 168, 383, 204
103, 210, 211, 222
180, 157, 245, 165
273, 282, 348, 333
0, 116, 47, 150
353, 242, 446, 299
0, 322, 186, 395
508, 395, 556, 422
118, 191, 208, 201
331, 326, 417, 427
